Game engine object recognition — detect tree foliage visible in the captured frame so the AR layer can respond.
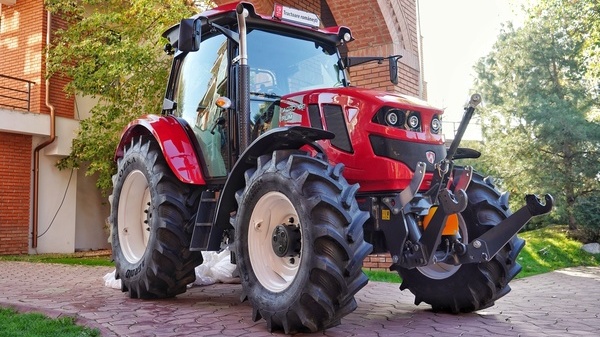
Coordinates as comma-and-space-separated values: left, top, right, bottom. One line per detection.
473, 0, 600, 230
46, 0, 201, 193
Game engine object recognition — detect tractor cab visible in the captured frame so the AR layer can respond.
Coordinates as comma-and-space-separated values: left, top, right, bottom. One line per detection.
161, 3, 349, 179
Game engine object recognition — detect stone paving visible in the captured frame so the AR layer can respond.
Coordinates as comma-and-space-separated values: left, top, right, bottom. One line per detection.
0, 261, 598, 336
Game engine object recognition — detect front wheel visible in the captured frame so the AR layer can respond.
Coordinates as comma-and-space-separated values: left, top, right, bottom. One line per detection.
234, 150, 372, 333
398, 170, 525, 312
109, 136, 203, 298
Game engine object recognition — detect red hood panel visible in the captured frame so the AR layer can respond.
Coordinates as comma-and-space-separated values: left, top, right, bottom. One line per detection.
277, 88, 446, 193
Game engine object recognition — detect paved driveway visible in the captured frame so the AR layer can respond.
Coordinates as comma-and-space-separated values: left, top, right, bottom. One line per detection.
0, 261, 598, 336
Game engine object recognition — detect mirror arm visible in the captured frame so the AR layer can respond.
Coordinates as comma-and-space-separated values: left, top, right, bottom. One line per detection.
207, 20, 240, 45
340, 56, 384, 69
341, 55, 402, 69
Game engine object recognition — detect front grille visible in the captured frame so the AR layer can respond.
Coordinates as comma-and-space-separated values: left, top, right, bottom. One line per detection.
323, 104, 353, 153
369, 134, 446, 171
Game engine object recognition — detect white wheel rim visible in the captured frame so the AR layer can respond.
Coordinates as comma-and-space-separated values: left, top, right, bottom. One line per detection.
416, 214, 467, 280
118, 170, 151, 264
248, 191, 301, 292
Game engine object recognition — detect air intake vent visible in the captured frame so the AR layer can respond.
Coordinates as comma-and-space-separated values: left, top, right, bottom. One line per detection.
323, 104, 353, 153
308, 104, 323, 130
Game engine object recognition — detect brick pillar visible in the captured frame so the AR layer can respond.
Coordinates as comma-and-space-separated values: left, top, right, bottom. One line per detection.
0, 133, 32, 255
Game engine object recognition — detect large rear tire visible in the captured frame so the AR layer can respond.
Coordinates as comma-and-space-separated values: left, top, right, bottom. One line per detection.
234, 150, 372, 333
398, 170, 525, 312
109, 136, 203, 298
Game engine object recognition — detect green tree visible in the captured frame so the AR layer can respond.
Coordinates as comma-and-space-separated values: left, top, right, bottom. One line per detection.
46, 0, 201, 193
473, 0, 600, 230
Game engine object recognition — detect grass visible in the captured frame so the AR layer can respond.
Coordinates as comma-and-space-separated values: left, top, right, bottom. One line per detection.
364, 269, 402, 283
0, 251, 113, 267
0, 307, 100, 337
364, 225, 600, 282
516, 225, 600, 278
0, 252, 111, 336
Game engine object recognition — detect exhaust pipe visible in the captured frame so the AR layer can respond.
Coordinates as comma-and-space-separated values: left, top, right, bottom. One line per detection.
236, 3, 251, 152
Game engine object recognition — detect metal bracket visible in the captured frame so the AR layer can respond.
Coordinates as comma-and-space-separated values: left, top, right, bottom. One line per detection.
398, 162, 426, 209
381, 162, 426, 215
438, 188, 468, 214
402, 188, 467, 268
458, 194, 554, 264
453, 166, 473, 194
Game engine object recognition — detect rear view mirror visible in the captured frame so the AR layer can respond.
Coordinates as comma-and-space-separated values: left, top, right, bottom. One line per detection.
178, 18, 202, 52
389, 55, 401, 85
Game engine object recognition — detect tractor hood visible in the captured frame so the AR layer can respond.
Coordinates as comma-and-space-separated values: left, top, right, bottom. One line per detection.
337, 87, 442, 112
277, 86, 444, 141
275, 87, 446, 192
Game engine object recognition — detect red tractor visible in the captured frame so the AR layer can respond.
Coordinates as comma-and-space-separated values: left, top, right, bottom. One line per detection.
109, 2, 553, 333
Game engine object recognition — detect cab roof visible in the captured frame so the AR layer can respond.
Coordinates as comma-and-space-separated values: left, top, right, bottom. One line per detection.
162, 1, 352, 50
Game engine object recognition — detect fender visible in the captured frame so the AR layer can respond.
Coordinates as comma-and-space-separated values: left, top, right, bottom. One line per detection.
115, 114, 206, 185
202, 126, 334, 250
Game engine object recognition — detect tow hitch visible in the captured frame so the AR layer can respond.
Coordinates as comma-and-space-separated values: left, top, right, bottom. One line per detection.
395, 91, 555, 268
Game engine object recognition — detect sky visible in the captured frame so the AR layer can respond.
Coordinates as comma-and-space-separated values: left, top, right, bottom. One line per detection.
418, 0, 526, 124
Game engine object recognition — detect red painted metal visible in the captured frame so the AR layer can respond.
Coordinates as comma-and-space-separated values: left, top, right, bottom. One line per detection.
199, 1, 350, 38
278, 87, 445, 193
115, 115, 206, 185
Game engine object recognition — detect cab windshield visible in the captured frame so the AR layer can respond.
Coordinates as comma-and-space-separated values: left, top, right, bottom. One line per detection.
247, 29, 346, 97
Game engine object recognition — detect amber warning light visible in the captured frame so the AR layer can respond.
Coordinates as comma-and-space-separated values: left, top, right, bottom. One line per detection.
273, 3, 320, 28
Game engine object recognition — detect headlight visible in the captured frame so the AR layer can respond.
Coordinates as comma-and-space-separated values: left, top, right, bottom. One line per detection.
385, 109, 404, 126
431, 115, 441, 134
407, 112, 420, 130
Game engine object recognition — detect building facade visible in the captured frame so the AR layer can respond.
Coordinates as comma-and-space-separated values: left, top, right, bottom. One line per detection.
0, 0, 109, 254
0, 0, 423, 256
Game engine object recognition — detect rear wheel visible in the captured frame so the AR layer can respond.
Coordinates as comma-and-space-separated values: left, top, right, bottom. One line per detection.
398, 170, 525, 312
109, 136, 202, 298
234, 150, 372, 333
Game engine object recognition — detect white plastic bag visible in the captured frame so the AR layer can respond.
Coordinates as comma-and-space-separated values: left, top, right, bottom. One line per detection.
103, 248, 239, 289
192, 248, 239, 286
103, 270, 122, 289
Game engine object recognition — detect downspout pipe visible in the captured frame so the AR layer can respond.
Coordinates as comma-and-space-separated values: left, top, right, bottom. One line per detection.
416, 0, 425, 99
32, 9, 56, 249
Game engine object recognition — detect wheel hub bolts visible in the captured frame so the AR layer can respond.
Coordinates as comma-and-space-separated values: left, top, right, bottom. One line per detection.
272, 224, 301, 257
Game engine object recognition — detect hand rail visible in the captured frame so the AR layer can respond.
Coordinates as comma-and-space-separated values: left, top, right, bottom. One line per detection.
0, 74, 36, 111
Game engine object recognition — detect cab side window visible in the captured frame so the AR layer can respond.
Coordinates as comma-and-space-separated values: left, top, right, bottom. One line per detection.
174, 34, 228, 177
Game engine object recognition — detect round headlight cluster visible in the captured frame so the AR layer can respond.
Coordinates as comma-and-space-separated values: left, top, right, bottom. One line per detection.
407, 112, 420, 130
384, 109, 404, 126
431, 115, 441, 134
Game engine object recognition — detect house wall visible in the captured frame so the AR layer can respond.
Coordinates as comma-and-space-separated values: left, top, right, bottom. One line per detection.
0, 1, 108, 255
33, 139, 78, 254
75, 165, 111, 251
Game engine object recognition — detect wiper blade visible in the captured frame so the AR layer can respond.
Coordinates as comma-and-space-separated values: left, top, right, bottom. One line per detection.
249, 91, 281, 99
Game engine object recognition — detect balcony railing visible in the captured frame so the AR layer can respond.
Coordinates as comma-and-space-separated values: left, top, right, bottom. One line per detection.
0, 74, 36, 111
442, 120, 482, 142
